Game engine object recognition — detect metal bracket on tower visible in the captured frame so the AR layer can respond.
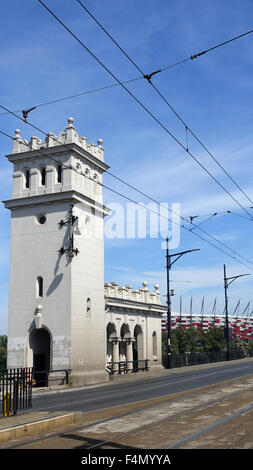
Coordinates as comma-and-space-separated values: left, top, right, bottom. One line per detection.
58, 204, 79, 258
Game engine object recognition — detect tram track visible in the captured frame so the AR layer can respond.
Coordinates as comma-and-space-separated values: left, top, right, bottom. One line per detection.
84, 378, 253, 449
168, 403, 253, 449
4, 374, 253, 449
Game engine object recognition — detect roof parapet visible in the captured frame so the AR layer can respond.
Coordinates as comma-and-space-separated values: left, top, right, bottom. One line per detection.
11, 117, 104, 161
104, 281, 161, 305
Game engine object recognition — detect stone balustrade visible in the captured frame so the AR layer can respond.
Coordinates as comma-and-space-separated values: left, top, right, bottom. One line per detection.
104, 281, 161, 305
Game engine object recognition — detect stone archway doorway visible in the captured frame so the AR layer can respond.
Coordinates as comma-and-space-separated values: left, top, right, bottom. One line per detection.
29, 328, 51, 387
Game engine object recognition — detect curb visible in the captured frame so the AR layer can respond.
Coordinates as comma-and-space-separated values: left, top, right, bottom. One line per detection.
31, 357, 253, 397
0, 412, 77, 443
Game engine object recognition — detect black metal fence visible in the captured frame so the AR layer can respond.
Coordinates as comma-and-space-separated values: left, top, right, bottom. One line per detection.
107, 359, 149, 375
162, 349, 245, 369
0, 368, 33, 417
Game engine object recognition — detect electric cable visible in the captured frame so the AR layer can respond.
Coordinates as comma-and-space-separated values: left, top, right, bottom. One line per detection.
1, 102, 253, 268
0, 77, 142, 116
0, 8, 251, 119
36, 0, 253, 221
77, 0, 253, 71
1, 12, 252, 117
1, 124, 253, 271
188, 213, 218, 231
77, 0, 253, 208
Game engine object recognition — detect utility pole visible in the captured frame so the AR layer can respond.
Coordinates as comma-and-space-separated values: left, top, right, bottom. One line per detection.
165, 237, 200, 369
223, 264, 249, 361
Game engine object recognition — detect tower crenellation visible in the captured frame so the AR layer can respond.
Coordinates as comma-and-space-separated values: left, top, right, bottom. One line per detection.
11, 117, 104, 161
6, 118, 108, 203
104, 282, 161, 305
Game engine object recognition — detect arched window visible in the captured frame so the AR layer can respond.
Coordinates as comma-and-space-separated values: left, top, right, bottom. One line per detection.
57, 165, 62, 183
152, 331, 157, 360
93, 173, 98, 194
87, 298, 91, 318
41, 168, 46, 186
25, 170, 30, 189
37, 277, 43, 298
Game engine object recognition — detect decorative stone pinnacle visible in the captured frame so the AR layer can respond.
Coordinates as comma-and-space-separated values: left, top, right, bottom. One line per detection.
67, 117, 75, 128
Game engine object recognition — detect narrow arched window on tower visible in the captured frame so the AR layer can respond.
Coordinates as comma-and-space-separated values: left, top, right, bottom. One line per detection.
41, 168, 46, 186
87, 297, 91, 318
57, 164, 62, 183
37, 277, 43, 298
25, 170, 30, 188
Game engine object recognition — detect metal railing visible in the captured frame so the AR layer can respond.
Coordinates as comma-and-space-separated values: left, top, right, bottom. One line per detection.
162, 349, 245, 369
0, 368, 33, 417
107, 359, 149, 375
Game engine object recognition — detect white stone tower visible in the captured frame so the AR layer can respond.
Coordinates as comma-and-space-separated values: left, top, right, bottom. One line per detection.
3, 118, 110, 386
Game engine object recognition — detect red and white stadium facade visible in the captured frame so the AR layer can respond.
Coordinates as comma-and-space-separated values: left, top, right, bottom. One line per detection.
161, 313, 253, 341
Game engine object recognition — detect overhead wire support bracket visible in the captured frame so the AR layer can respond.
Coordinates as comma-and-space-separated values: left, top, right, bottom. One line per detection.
22, 107, 36, 123
143, 69, 162, 83
58, 204, 80, 258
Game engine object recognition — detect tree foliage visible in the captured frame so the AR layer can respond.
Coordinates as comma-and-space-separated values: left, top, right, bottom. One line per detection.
162, 326, 227, 356
198, 327, 226, 352
0, 335, 7, 369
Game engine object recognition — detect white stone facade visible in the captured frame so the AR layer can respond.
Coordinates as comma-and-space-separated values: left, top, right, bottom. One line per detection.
3, 118, 165, 386
105, 282, 165, 370
3, 118, 109, 385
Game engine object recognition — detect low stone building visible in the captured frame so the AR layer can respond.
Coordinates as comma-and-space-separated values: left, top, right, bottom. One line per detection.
105, 282, 165, 373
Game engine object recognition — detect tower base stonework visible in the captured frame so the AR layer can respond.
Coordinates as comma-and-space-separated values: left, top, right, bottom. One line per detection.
70, 370, 109, 387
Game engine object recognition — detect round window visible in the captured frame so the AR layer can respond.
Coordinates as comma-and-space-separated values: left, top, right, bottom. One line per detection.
37, 214, 46, 225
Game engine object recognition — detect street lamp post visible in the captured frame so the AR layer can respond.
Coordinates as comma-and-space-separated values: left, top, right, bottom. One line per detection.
223, 264, 250, 361
166, 237, 200, 369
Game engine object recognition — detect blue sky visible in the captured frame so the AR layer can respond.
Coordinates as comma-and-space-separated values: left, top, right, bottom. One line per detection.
1, 0, 253, 334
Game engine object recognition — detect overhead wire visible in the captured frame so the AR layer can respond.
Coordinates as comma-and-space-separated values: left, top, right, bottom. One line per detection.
0, 7, 252, 123
76, 0, 253, 208
1, 4, 252, 266
2, 101, 251, 264
104, 168, 253, 266
1, 101, 253, 271
36, 0, 253, 222
1, 123, 253, 271
77, 0, 253, 71
0, 77, 143, 116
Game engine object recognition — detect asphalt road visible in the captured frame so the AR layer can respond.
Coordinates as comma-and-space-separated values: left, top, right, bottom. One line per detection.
32, 360, 253, 413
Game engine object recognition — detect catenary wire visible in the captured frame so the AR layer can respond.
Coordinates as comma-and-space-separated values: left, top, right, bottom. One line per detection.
36, 0, 253, 221
1, 102, 253, 267
104, 169, 253, 266
77, 0, 253, 208
2, 19, 252, 116
1, 101, 253, 267
77, 0, 253, 73
0, 77, 142, 116
1, 99, 252, 268
1, 124, 253, 271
